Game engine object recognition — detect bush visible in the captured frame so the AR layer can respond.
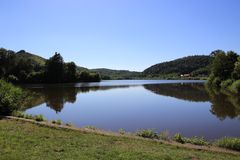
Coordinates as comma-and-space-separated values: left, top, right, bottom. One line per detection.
136, 129, 158, 139
85, 126, 97, 130
34, 114, 44, 121
7, 75, 19, 83
118, 128, 125, 135
184, 136, 209, 146
51, 119, 62, 125
158, 130, 170, 141
24, 114, 34, 119
212, 77, 221, 87
229, 80, 240, 94
206, 74, 214, 86
0, 80, 26, 115
56, 119, 62, 125
173, 133, 185, 144
220, 79, 233, 89
12, 111, 25, 118
215, 137, 240, 151
66, 123, 72, 127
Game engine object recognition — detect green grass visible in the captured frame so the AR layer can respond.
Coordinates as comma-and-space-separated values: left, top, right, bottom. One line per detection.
0, 119, 239, 160
216, 137, 240, 151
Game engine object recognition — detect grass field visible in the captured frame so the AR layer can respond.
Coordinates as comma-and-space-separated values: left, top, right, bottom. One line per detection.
0, 118, 239, 160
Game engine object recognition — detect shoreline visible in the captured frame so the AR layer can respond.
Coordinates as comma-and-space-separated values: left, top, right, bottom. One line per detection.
2, 116, 239, 155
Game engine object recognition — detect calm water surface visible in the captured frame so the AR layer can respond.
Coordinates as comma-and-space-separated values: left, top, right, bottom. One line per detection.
23, 80, 240, 140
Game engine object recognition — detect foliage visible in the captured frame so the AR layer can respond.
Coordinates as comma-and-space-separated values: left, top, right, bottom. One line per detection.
210, 51, 238, 80
220, 79, 233, 89
229, 80, 240, 94
45, 53, 64, 83
158, 130, 170, 141
118, 128, 125, 135
207, 50, 240, 93
56, 119, 62, 125
144, 55, 213, 77
0, 80, 27, 115
136, 129, 158, 139
215, 137, 240, 151
173, 133, 185, 144
77, 71, 101, 82
85, 125, 97, 130
92, 68, 143, 80
0, 48, 101, 83
34, 114, 44, 121
184, 136, 209, 146
232, 57, 240, 79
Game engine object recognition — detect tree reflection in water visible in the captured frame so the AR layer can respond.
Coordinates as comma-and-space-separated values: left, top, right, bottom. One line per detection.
24, 83, 240, 119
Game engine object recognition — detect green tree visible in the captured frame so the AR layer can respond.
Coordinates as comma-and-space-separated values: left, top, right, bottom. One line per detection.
232, 57, 240, 79
45, 53, 64, 83
211, 51, 227, 79
64, 62, 77, 82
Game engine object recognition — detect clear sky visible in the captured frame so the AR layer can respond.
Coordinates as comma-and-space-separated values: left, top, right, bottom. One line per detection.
0, 0, 240, 71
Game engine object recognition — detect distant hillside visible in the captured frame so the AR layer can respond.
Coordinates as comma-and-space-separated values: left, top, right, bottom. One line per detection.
16, 50, 47, 66
16, 50, 88, 73
144, 55, 213, 77
91, 68, 142, 80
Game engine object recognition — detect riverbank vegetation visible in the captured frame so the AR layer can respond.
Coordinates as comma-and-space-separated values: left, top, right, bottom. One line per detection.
0, 80, 30, 115
8, 112, 240, 152
206, 50, 240, 93
0, 48, 100, 83
0, 118, 239, 160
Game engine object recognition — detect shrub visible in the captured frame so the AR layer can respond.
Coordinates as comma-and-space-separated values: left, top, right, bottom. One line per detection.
7, 75, 19, 83
173, 133, 185, 144
12, 111, 25, 118
66, 123, 72, 127
118, 128, 125, 135
184, 136, 209, 146
229, 80, 240, 94
220, 79, 233, 89
56, 119, 62, 125
136, 129, 158, 139
51, 119, 62, 125
51, 120, 56, 124
206, 74, 214, 86
215, 137, 240, 151
34, 115, 44, 121
158, 130, 170, 141
24, 114, 34, 119
0, 80, 26, 115
85, 126, 97, 130
212, 77, 221, 87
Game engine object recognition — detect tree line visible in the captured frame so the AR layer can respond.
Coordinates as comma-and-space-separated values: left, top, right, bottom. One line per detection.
207, 50, 240, 93
0, 48, 101, 83
143, 55, 213, 77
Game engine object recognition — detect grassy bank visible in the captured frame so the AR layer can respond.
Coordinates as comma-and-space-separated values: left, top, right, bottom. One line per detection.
0, 118, 239, 160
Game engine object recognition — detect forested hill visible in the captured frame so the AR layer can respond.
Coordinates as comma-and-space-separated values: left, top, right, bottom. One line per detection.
0, 48, 100, 83
16, 50, 46, 66
143, 55, 213, 76
91, 68, 142, 80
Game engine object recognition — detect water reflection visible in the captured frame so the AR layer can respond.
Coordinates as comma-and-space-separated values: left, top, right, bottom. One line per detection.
206, 87, 240, 120
24, 82, 240, 120
23, 81, 240, 139
25, 85, 131, 112
144, 83, 209, 102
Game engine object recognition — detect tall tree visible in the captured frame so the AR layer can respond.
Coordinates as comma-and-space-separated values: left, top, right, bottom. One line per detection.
45, 53, 64, 83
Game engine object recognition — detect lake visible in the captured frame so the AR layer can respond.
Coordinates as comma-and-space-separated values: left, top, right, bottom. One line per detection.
23, 80, 240, 140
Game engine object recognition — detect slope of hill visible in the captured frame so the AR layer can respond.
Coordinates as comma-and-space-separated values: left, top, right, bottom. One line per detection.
144, 55, 213, 77
16, 50, 46, 66
91, 68, 142, 80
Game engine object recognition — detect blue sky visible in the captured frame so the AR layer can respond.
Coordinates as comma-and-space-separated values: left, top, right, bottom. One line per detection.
0, 0, 240, 71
